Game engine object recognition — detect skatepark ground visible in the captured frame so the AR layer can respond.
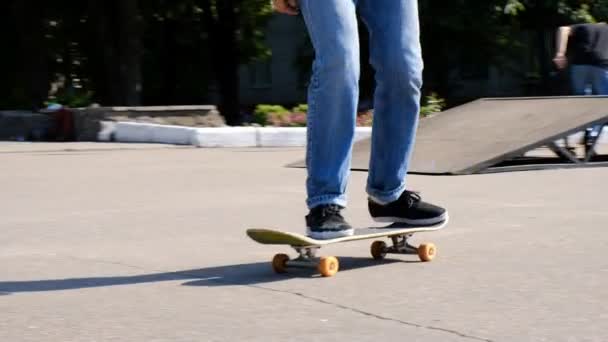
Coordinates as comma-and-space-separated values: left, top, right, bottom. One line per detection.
1, 143, 607, 341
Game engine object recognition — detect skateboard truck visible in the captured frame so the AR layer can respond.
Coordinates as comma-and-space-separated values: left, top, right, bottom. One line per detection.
271, 233, 437, 277
370, 234, 436, 262
273, 246, 340, 277
286, 246, 320, 268
389, 234, 420, 255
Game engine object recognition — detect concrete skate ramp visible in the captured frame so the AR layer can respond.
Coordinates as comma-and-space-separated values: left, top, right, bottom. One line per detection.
348, 96, 608, 174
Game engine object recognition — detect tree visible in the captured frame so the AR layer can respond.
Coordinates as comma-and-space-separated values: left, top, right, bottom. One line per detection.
82, 0, 143, 106
497, 0, 608, 94
417, 0, 608, 102
8, 0, 51, 109
418, 0, 526, 102
197, 0, 273, 125
140, 1, 213, 105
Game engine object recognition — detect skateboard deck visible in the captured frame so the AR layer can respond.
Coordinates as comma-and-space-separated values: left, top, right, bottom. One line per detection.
247, 220, 447, 277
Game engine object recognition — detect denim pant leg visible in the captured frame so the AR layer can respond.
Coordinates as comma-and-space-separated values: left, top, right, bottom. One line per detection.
570, 65, 591, 95
299, 0, 360, 209
590, 65, 608, 95
359, 0, 424, 204
590, 65, 608, 136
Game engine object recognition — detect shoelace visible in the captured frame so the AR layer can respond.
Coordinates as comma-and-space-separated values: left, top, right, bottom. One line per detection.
403, 191, 421, 207
321, 205, 343, 218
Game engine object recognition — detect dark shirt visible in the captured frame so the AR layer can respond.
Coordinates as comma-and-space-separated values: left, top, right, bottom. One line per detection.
569, 23, 608, 67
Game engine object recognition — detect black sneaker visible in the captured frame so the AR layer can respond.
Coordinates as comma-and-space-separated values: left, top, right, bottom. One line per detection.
306, 204, 354, 239
368, 191, 447, 225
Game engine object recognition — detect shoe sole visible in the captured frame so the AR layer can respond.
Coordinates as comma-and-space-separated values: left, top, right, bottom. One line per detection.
307, 228, 355, 240
372, 212, 449, 226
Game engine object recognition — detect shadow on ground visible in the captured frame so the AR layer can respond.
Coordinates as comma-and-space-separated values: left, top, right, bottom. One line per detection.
0, 257, 416, 294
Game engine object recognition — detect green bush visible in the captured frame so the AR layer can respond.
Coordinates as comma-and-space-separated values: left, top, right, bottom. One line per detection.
49, 88, 94, 108
291, 104, 308, 113
356, 92, 446, 126
266, 112, 306, 127
252, 95, 445, 128
253, 104, 289, 125
420, 92, 446, 117
357, 110, 373, 127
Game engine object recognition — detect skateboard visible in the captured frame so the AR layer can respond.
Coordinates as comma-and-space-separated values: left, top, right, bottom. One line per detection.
246, 220, 447, 277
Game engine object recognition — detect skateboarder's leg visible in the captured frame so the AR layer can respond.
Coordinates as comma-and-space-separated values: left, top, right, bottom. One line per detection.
359, 0, 446, 224
299, 0, 359, 237
300, 0, 358, 210
358, 0, 422, 203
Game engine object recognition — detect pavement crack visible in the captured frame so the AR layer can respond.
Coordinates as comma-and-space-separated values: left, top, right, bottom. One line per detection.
244, 284, 494, 342
47, 255, 492, 342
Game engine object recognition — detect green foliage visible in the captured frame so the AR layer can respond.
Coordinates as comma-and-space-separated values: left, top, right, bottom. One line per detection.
9, 0, 608, 113
356, 92, 447, 126
357, 110, 373, 127
252, 95, 445, 127
49, 88, 94, 108
420, 93, 446, 117
253, 104, 289, 125
499, 0, 608, 24
236, 0, 274, 64
276, 112, 307, 127
417, 0, 608, 102
419, 1, 521, 97
291, 104, 308, 113
1, 0, 273, 114
252, 104, 307, 127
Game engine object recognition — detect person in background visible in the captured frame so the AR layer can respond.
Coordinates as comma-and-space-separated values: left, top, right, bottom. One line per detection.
554, 22, 608, 146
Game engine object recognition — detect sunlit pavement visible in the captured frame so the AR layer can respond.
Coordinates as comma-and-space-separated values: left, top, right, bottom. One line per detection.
1, 143, 607, 341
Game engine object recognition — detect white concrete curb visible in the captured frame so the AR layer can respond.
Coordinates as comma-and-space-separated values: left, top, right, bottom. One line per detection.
256, 127, 307, 147
193, 127, 258, 147
105, 122, 373, 147
113, 122, 196, 145
104, 121, 608, 148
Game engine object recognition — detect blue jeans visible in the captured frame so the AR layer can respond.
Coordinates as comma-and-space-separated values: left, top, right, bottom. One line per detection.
300, 0, 423, 209
570, 64, 608, 139
570, 64, 608, 95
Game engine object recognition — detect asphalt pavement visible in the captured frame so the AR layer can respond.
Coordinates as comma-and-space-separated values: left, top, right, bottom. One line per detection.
1, 143, 607, 341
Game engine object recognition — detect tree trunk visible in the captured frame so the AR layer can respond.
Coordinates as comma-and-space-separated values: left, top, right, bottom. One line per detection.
86, 0, 119, 105
86, 0, 142, 106
199, 0, 243, 125
216, 2, 241, 125
537, 28, 553, 95
12, 0, 50, 109
162, 19, 178, 103
117, 0, 143, 105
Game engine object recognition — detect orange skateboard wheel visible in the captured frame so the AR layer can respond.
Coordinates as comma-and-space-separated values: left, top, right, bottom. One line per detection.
318, 256, 339, 277
417, 243, 437, 262
370, 241, 387, 260
272, 253, 290, 273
